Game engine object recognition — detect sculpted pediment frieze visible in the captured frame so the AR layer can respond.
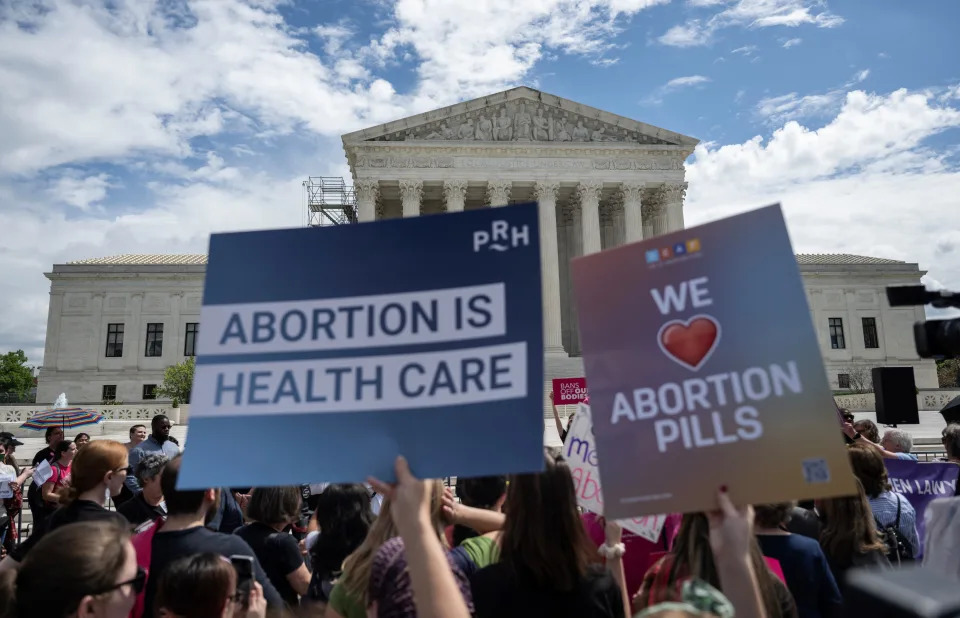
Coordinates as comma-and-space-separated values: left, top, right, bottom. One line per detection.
366, 99, 677, 146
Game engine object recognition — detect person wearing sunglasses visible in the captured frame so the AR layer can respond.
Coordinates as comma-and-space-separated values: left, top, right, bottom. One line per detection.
0, 519, 141, 617
0, 439, 131, 571
154, 553, 266, 618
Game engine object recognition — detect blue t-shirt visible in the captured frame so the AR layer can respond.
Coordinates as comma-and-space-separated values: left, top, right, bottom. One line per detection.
894, 452, 919, 461
757, 533, 842, 618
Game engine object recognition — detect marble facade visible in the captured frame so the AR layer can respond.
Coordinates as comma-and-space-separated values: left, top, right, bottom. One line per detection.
341, 86, 698, 357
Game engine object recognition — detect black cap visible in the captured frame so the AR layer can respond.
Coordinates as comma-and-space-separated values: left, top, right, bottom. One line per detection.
0, 432, 23, 447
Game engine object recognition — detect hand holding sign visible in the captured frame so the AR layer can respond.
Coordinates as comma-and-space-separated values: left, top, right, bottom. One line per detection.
571, 205, 856, 517
179, 205, 545, 489
563, 404, 666, 543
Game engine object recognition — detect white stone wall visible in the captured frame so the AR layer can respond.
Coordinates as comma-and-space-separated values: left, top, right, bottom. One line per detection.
37, 264, 204, 404
36, 258, 939, 405
801, 263, 938, 389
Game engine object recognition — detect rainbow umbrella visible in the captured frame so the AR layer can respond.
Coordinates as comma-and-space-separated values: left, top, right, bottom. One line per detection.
21, 407, 104, 432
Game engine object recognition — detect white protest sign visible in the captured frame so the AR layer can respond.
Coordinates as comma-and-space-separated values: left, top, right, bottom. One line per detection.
33, 459, 53, 485
563, 404, 666, 543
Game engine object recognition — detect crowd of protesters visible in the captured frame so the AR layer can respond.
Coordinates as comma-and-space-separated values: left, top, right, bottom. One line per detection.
0, 408, 955, 618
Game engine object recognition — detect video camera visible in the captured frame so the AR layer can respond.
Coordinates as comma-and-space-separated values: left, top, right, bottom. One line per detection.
887, 286, 960, 358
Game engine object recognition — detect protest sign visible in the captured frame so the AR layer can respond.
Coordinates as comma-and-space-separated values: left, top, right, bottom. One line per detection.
553, 377, 588, 404
884, 459, 959, 550
179, 205, 544, 488
564, 404, 666, 542
33, 459, 52, 486
571, 204, 856, 517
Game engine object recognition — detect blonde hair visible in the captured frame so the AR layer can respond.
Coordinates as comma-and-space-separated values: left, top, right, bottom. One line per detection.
338, 480, 446, 605
60, 440, 128, 505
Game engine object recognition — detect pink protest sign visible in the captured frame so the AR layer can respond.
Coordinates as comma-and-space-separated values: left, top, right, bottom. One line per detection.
553, 377, 588, 404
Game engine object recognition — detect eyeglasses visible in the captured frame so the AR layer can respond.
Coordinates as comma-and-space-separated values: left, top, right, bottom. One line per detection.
94, 566, 147, 596
114, 466, 132, 475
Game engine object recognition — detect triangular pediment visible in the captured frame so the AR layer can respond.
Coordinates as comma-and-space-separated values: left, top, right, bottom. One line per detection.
342, 87, 698, 148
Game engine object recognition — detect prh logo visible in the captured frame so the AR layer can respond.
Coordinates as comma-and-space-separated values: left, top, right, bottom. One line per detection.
473, 220, 530, 253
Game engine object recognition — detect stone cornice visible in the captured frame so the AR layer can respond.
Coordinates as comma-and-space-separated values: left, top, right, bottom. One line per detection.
347, 141, 691, 158
341, 86, 699, 148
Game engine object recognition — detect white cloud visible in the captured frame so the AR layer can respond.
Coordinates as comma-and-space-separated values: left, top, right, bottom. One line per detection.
731, 44, 758, 55
687, 85, 960, 323
642, 75, 711, 104
659, 0, 844, 47
782, 37, 802, 48
755, 69, 874, 123
707, 88, 960, 186
666, 75, 712, 88
0, 1, 408, 174
756, 92, 841, 123
0, 0, 676, 364
48, 173, 114, 211
369, 0, 670, 106
658, 21, 709, 47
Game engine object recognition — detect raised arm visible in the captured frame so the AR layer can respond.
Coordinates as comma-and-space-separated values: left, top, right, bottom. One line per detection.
370, 457, 471, 618
442, 487, 505, 534
601, 520, 631, 618
550, 391, 565, 438
842, 423, 900, 459
708, 489, 767, 618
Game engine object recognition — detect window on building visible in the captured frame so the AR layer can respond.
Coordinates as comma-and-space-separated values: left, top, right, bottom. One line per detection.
102, 385, 117, 402
143, 384, 158, 400
838, 374, 850, 389
145, 323, 163, 357
862, 317, 879, 349
184, 322, 199, 357
105, 323, 124, 357
828, 317, 845, 349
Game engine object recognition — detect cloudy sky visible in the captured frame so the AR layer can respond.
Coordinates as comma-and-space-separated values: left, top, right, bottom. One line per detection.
2, 0, 959, 365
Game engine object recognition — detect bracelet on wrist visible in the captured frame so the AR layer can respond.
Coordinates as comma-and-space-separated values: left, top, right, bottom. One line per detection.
598, 542, 626, 559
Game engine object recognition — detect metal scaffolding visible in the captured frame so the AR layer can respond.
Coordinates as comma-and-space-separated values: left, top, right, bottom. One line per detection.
303, 176, 357, 226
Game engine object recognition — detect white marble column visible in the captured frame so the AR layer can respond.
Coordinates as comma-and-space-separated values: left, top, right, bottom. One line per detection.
533, 181, 565, 356
443, 180, 467, 212
486, 179, 511, 207
564, 204, 582, 356
354, 179, 379, 222
620, 183, 644, 243
612, 202, 626, 248
399, 179, 423, 217
641, 198, 657, 239
663, 182, 687, 231
578, 182, 603, 255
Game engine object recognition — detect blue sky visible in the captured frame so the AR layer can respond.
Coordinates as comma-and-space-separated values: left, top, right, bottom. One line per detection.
1, 0, 959, 365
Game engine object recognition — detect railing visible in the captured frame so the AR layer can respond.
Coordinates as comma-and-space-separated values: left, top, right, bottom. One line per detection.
834, 389, 960, 412
0, 404, 182, 424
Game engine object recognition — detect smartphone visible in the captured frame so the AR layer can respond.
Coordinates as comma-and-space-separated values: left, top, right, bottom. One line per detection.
230, 555, 254, 608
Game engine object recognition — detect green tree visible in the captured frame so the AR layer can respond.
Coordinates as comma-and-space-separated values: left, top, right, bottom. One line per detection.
156, 357, 195, 406
938, 359, 960, 388
0, 350, 34, 400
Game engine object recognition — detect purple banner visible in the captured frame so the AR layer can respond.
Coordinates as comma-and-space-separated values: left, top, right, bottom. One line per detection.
883, 459, 959, 552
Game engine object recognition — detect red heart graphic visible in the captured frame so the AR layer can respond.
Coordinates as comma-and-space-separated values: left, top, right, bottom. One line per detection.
657, 315, 721, 371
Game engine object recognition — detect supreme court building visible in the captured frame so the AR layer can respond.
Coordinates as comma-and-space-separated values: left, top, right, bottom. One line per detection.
342, 86, 695, 366
35, 87, 938, 404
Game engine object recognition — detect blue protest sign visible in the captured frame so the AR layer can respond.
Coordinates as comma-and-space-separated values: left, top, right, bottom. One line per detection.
178, 205, 544, 489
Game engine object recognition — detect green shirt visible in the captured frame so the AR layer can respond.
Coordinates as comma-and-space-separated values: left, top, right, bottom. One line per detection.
461, 535, 500, 569
328, 582, 366, 618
